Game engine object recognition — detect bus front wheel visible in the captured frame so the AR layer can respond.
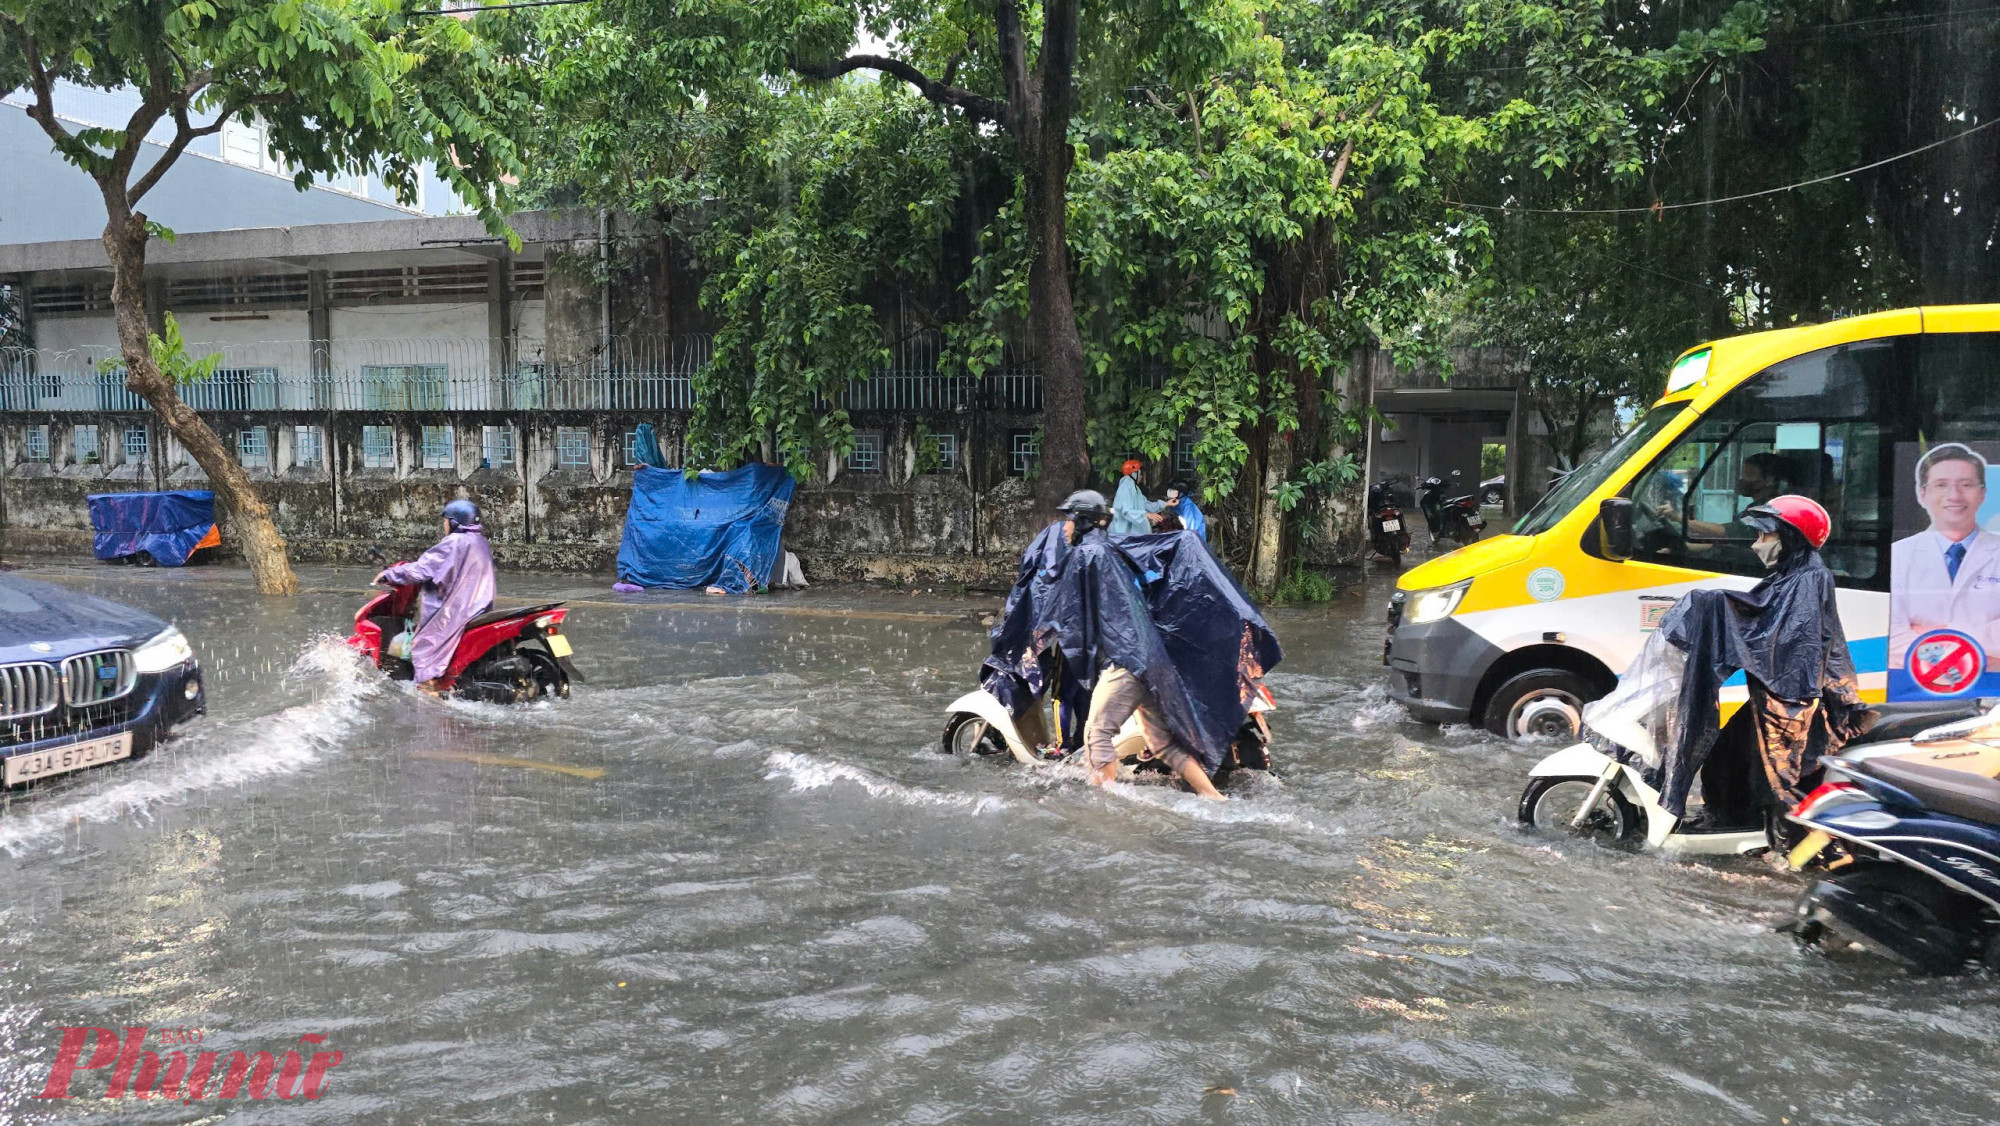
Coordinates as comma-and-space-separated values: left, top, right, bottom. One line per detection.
1484, 670, 1594, 741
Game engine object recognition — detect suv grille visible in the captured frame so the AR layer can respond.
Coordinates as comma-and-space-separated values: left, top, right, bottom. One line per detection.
63, 650, 136, 707
0, 662, 61, 720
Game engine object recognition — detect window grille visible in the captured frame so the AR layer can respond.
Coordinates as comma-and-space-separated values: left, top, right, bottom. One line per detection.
362, 425, 395, 469
482, 425, 515, 467
1174, 430, 1198, 476
928, 432, 959, 473
359, 364, 449, 410
238, 427, 269, 469
1009, 431, 1040, 477
421, 425, 454, 470
124, 425, 149, 462
74, 424, 99, 465
294, 426, 324, 469
556, 427, 590, 469
847, 431, 882, 473
23, 425, 50, 462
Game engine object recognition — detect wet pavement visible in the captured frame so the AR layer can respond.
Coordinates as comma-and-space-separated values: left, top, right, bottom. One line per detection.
0, 560, 1995, 1124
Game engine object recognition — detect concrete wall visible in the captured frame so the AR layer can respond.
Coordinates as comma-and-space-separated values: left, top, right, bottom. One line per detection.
0, 410, 1044, 584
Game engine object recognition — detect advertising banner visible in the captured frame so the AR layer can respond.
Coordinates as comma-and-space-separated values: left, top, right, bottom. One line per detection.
1888, 440, 2000, 699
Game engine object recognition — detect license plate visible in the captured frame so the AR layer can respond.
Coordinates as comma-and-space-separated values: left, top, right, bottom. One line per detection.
1788, 829, 1833, 871
545, 633, 573, 658
5, 731, 134, 785
1467, 517, 1485, 528
1380, 519, 1401, 532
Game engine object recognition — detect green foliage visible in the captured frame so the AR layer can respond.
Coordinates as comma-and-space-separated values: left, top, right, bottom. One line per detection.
1480, 442, 1506, 480
0, 0, 531, 238
95, 313, 221, 388
686, 84, 977, 478
913, 422, 945, 476
1273, 567, 1335, 603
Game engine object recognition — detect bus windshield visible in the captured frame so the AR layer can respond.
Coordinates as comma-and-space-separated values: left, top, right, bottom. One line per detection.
1512, 405, 1687, 537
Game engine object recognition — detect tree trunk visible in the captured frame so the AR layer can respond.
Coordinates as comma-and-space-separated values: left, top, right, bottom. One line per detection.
103, 211, 299, 595
1023, 146, 1090, 510
1248, 425, 1292, 590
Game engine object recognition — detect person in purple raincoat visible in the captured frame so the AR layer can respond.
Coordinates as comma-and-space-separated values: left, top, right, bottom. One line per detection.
374, 499, 497, 694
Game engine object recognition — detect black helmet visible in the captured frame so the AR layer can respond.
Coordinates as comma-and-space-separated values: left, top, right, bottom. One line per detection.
1056, 489, 1111, 518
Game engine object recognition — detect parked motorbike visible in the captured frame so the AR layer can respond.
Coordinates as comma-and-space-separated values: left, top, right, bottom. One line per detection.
940, 680, 1275, 779
1782, 707, 2000, 972
348, 568, 578, 703
1417, 470, 1484, 548
1366, 477, 1412, 566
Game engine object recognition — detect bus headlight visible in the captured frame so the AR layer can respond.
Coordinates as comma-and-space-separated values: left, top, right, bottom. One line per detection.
1404, 581, 1472, 624
133, 626, 194, 673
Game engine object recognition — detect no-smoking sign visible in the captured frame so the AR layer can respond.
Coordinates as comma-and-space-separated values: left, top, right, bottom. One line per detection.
1907, 629, 1987, 697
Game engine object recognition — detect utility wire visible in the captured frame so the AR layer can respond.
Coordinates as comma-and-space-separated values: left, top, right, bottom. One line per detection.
415, 0, 592, 14
1453, 116, 2000, 216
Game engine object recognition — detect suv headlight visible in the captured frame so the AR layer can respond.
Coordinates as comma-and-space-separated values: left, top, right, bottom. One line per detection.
1404, 581, 1472, 624
133, 626, 194, 673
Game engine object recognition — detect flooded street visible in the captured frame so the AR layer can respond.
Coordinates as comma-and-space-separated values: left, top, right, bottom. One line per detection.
1, 562, 1996, 1125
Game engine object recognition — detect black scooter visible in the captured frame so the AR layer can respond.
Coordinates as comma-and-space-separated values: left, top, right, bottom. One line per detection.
1785, 740, 2000, 974
1417, 470, 1484, 548
1366, 477, 1412, 566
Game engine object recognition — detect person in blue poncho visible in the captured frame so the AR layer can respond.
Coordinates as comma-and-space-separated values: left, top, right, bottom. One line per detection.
1109, 459, 1166, 536
1165, 481, 1206, 541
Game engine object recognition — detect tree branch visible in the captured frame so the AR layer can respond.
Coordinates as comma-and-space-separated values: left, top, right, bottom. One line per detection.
1326, 97, 1385, 194
130, 99, 233, 205
993, 0, 1030, 134
1036, 0, 1080, 137
789, 54, 1005, 124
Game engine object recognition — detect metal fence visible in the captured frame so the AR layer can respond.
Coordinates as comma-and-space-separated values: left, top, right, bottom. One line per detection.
0, 333, 1044, 414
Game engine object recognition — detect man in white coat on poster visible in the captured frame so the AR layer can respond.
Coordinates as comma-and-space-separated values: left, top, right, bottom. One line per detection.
1890, 442, 2000, 671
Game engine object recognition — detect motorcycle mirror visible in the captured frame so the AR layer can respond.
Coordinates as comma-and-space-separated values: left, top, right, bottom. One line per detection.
1597, 498, 1635, 562
1451, 469, 1462, 477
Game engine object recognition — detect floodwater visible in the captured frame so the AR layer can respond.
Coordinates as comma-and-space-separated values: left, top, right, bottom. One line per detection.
0, 561, 1995, 1125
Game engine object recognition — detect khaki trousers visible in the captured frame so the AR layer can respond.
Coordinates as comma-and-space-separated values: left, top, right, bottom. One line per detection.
1084, 665, 1193, 772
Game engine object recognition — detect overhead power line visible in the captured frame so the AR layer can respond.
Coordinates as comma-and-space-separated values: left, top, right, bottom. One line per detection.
416, 0, 591, 13
1453, 117, 2000, 216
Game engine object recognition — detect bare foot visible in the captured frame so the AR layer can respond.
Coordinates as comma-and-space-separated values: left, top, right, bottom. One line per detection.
1086, 762, 1118, 787
705, 585, 727, 596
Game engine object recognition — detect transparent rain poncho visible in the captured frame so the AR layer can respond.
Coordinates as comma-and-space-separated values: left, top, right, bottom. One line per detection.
1580, 626, 1687, 770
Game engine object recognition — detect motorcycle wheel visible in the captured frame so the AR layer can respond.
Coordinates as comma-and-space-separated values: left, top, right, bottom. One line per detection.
1791, 864, 1979, 973
1519, 775, 1638, 840
941, 713, 1008, 757
523, 649, 570, 700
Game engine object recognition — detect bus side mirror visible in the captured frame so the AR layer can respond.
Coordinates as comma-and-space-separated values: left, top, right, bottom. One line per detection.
1598, 498, 1634, 561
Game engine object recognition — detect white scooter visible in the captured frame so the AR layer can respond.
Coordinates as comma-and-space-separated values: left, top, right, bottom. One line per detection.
940, 681, 1275, 775
1518, 628, 1986, 855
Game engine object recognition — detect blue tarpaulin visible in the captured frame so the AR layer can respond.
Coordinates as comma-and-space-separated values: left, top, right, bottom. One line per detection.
87, 490, 219, 566
616, 465, 796, 593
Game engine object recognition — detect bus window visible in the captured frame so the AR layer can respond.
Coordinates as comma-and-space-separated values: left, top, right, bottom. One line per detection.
1606, 338, 1901, 587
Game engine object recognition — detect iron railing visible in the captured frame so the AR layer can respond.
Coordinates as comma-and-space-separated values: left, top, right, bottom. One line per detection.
0, 333, 1046, 414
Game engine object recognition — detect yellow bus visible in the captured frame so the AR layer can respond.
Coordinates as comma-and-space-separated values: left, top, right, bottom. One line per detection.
1385, 305, 2000, 739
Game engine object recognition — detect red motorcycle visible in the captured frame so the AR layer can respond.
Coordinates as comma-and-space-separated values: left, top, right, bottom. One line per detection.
348, 572, 577, 703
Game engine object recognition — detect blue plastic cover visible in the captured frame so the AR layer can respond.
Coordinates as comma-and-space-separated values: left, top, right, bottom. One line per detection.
984, 527, 1282, 772
87, 490, 217, 566
616, 465, 796, 593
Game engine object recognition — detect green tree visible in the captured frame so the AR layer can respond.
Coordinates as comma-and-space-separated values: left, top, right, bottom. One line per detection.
0, 0, 528, 593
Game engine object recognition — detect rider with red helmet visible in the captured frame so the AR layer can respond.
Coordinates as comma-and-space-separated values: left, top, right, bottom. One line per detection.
1648, 492, 1869, 835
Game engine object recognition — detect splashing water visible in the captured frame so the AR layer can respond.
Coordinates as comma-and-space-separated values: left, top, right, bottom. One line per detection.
0, 637, 379, 856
